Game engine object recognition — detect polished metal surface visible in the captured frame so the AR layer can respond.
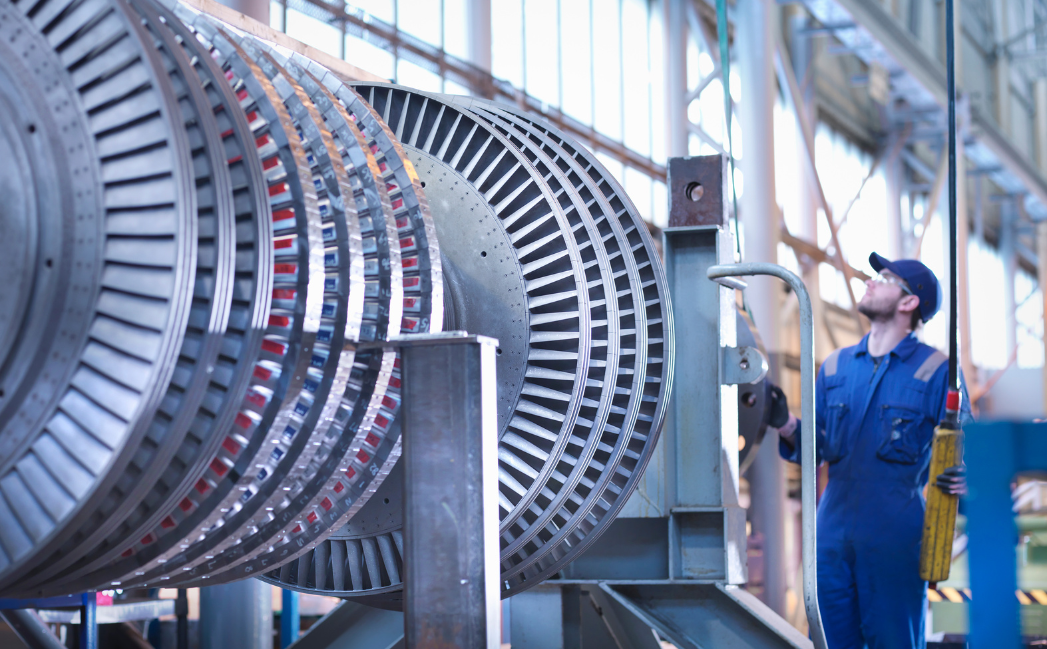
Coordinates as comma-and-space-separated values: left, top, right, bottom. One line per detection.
400, 335, 499, 649
0, 0, 674, 605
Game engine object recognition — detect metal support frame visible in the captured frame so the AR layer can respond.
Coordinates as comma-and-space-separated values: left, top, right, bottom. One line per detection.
507, 155, 814, 649
400, 333, 500, 649
285, 333, 498, 649
964, 421, 1047, 648
737, 0, 787, 618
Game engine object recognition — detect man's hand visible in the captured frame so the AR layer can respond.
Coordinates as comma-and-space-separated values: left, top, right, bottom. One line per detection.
769, 384, 798, 441
935, 464, 967, 496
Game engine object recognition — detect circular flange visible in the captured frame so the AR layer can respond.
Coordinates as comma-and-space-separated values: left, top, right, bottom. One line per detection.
0, 0, 198, 593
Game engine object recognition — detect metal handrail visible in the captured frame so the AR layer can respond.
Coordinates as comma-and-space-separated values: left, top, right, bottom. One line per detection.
707, 262, 828, 649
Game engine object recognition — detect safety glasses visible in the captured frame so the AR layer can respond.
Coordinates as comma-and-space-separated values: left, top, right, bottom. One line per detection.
872, 271, 913, 295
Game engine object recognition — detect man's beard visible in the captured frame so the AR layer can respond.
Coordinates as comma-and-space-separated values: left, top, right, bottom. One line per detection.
858, 295, 902, 323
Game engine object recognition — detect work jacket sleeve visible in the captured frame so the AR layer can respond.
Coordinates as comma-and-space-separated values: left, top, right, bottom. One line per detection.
778, 362, 828, 465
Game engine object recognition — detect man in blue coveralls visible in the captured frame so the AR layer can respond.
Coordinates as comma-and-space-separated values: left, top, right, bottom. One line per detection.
771, 253, 972, 649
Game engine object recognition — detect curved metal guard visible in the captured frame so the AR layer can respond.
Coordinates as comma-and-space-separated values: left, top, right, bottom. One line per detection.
707, 263, 828, 649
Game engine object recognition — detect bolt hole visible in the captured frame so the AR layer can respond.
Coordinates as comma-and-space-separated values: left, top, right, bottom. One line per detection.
480, 251, 487, 257
384, 498, 390, 504
27, 124, 36, 134
45, 258, 53, 268
420, 181, 426, 188
739, 359, 749, 370
496, 347, 503, 355
741, 391, 756, 407
685, 181, 704, 202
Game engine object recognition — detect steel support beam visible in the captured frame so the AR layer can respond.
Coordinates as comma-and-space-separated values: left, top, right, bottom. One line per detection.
1001, 202, 1018, 358
288, 601, 403, 649
994, 0, 1012, 138
665, 0, 690, 158
466, 0, 491, 73
401, 334, 500, 649
181, 0, 384, 84
807, 0, 1047, 220
0, 609, 65, 649
964, 422, 1047, 648
1035, 79, 1047, 413
737, 0, 786, 618
214, 0, 267, 24
955, 135, 976, 392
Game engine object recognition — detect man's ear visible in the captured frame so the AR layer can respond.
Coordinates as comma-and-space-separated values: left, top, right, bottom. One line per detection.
899, 294, 921, 315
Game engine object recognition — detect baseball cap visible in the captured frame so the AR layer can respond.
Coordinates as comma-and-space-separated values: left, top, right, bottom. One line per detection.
869, 253, 942, 322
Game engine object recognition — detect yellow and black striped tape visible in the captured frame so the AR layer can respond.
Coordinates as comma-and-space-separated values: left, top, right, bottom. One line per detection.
927, 587, 1047, 605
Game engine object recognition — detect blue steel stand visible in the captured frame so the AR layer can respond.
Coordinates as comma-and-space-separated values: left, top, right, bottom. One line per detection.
282, 589, 300, 648
79, 592, 97, 649
964, 421, 1047, 648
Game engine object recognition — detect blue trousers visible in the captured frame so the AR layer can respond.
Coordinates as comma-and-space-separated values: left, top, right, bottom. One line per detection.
817, 485, 927, 648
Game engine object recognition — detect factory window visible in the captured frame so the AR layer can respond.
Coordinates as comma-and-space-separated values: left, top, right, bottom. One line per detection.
967, 238, 1009, 370
809, 124, 888, 311
270, 0, 666, 225
1016, 270, 1044, 369
919, 207, 947, 351
285, 4, 344, 57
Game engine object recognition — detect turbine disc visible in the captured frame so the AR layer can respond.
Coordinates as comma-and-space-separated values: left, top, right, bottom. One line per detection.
0, 0, 198, 593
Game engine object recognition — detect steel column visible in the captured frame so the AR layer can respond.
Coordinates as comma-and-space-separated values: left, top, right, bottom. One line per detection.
1034, 79, 1047, 411
737, 0, 786, 618
79, 592, 96, 649
994, 0, 1011, 138
400, 334, 499, 649
963, 421, 1047, 648
176, 588, 189, 649
955, 135, 975, 388
664, 0, 689, 158
1000, 202, 1018, 358
281, 589, 299, 648
466, 0, 492, 73
788, 13, 832, 360
200, 580, 273, 649
214, 0, 269, 24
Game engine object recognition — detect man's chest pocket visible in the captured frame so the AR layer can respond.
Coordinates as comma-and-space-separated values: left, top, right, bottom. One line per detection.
877, 404, 933, 464
821, 376, 850, 463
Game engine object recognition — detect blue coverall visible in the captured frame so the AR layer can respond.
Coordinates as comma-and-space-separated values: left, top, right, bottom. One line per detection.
780, 333, 972, 649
